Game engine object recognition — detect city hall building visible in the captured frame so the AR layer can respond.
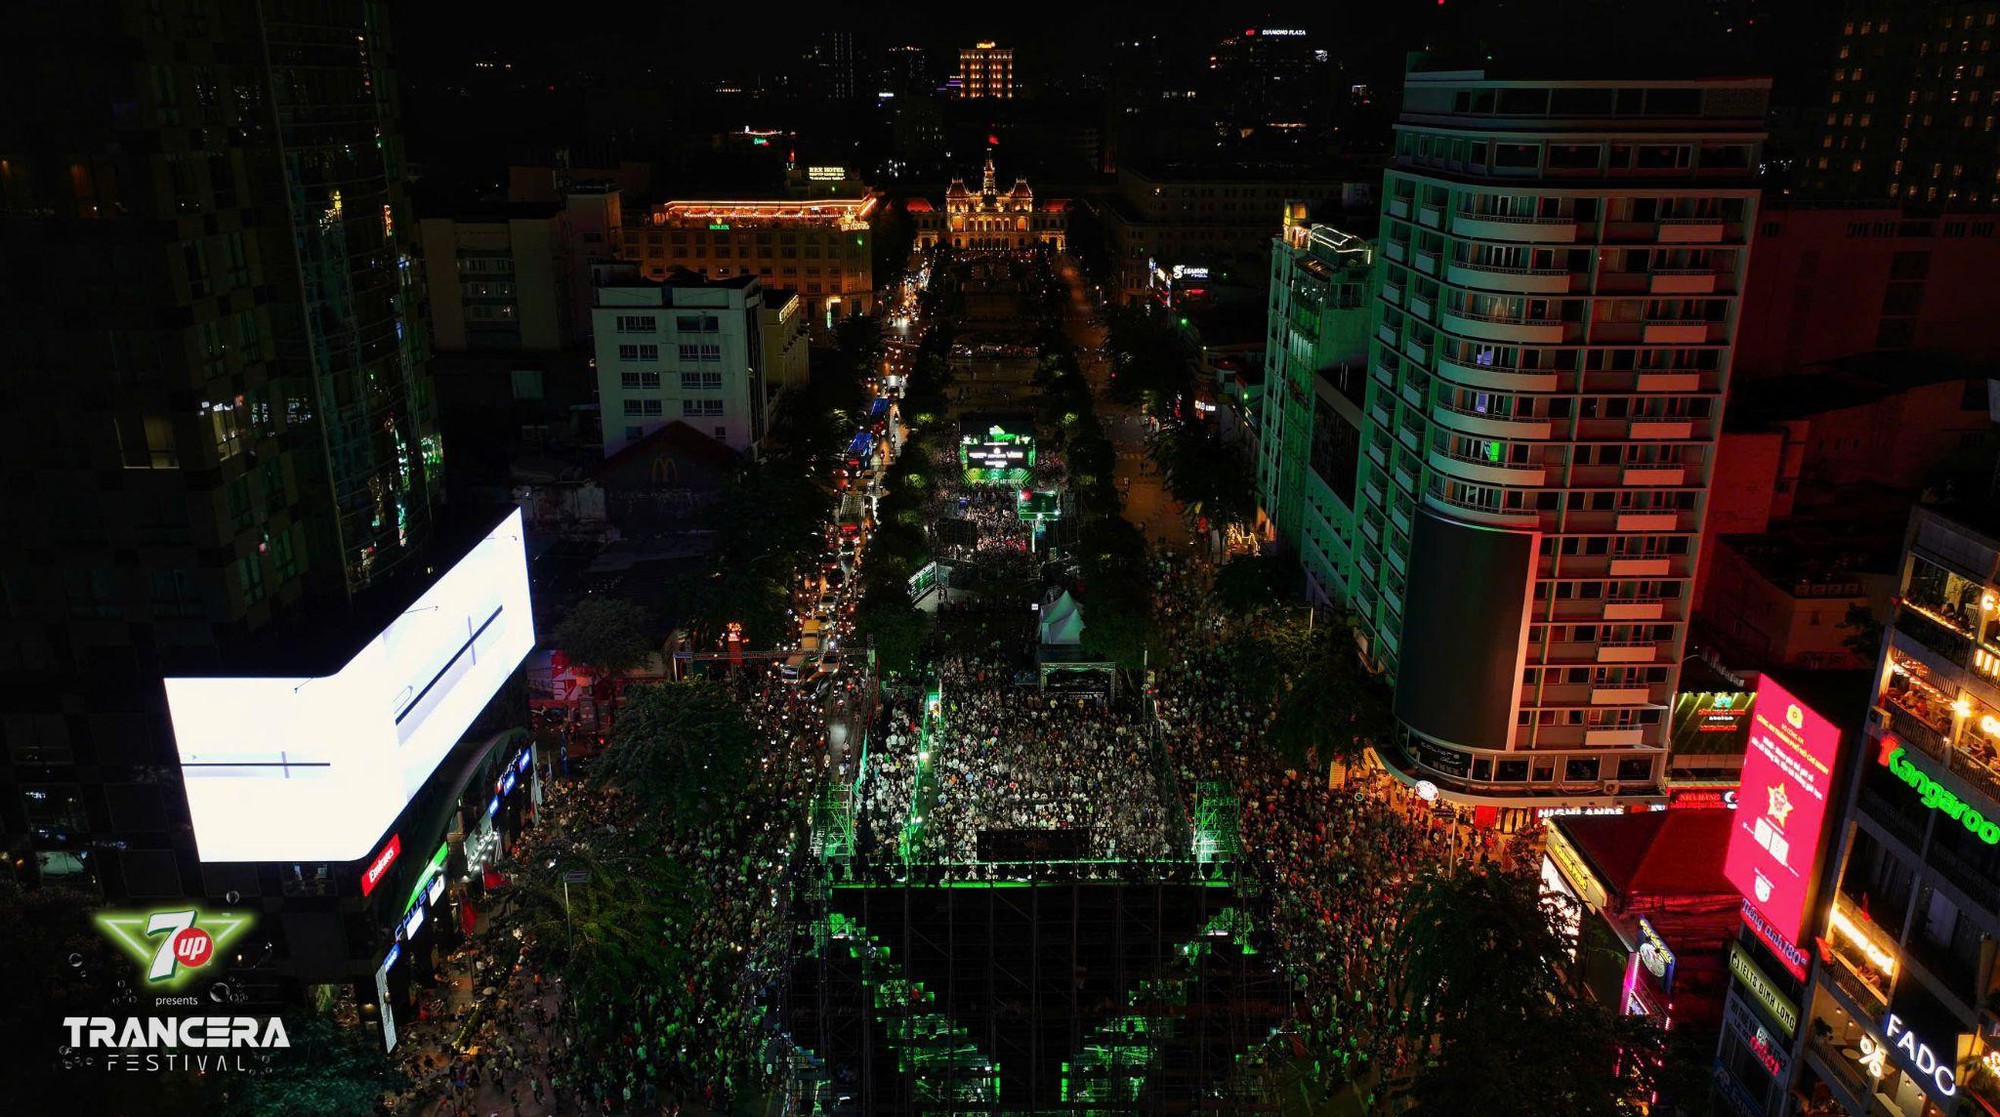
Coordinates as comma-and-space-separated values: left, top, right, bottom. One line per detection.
914, 153, 1068, 253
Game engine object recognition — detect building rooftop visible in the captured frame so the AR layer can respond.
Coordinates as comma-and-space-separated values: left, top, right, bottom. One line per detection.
592, 421, 741, 482
594, 266, 760, 296
1557, 810, 1735, 903
416, 199, 564, 223
641, 194, 880, 229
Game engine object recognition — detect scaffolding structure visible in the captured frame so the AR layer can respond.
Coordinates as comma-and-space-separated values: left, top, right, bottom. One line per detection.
788, 879, 1287, 1115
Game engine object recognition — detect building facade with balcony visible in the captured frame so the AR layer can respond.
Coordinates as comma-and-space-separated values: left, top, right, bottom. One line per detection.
1256, 208, 1377, 604
1759, 505, 2000, 1117
1358, 66, 1769, 811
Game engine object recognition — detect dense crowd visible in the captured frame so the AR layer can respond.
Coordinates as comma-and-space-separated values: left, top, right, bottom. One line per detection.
378, 258, 1509, 1115
921, 667, 1170, 862
381, 657, 843, 1116
1148, 553, 1509, 1088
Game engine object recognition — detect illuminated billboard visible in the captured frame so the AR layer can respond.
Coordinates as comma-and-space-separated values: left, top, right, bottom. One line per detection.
167, 509, 535, 863
1669, 689, 1755, 756
959, 420, 1035, 484
1723, 676, 1839, 952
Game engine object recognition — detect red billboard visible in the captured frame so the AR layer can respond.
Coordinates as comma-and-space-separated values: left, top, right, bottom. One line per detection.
1723, 676, 1839, 952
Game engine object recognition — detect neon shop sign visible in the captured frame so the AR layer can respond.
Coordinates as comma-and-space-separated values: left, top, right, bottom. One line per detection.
1877, 1013, 1959, 1099
1879, 737, 2000, 844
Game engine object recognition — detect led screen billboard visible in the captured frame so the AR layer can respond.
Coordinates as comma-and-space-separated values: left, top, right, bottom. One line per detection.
1723, 676, 1839, 952
167, 509, 535, 863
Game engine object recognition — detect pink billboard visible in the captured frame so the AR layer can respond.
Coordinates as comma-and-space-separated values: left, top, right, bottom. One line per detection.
1723, 676, 1840, 952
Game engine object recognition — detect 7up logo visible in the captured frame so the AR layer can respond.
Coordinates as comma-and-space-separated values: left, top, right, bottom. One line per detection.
95, 908, 254, 990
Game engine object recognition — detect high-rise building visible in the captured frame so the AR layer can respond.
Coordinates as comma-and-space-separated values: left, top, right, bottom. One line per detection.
1256, 207, 1377, 605
881, 44, 932, 96
1096, 163, 1369, 302
419, 204, 574, 352
808, 29, 856, 102
1357, 66, 1769, 812
0, 0, 532, 1034
1807, 1, 2000, 209
1734, 203, 2000, 377
594, 270, 773, 457
1207, 27, 1334, 144
957, 42, 1015, 100
1717, 504, 2000, 1116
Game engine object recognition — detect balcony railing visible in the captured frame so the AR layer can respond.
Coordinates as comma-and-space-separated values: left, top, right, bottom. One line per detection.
1897, 602, 1973, 665
1857, 785, 1926, 849
1886, 701, 1951, 759
1451, 259, 1571, 278
1446, 306, 1565, 328
1460, 210, 1566, 224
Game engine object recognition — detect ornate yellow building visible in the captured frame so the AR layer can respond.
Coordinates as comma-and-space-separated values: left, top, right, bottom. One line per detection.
914, 153, 1067, 253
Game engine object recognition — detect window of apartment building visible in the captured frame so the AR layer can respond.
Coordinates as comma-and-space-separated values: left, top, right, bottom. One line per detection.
619, 371, 662, 390
21, 785, 87, 836
183, 240, 209, 298
237, 311, 263, 363
236, 553, 265, 606
678, 343, 722, 362
617, 344, 660, 362
208, 400, 243, 459
680, 371, 723, 391
148, 569, 202, 619
1839, 826, 1916, 918
221, 231, 249, 287
675, 314, 720, 333
117, 414, 178, 469
271, 525, 298, 582
615, 315, 656, 333
682, 399, 724, 418
1911, 882, 1983, 988
226, 475, 252, 531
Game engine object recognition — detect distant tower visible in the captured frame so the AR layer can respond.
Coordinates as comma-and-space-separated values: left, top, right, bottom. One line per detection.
957, 42, 1015, 100
981, 151, 998, 199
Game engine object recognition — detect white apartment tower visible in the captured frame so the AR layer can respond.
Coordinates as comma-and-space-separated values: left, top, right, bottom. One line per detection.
594, 270, 770, 457
1358, 67, 1770, 813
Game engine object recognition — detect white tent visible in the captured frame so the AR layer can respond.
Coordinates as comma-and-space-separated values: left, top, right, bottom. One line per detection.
1039, 588, 1084, 647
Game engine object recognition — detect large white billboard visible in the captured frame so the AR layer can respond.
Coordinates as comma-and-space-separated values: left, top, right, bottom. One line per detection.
167, 509, 535, 863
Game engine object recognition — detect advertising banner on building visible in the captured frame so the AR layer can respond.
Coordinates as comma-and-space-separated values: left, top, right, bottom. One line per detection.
1723, 676, 1839, 952
166, 509, 536, 863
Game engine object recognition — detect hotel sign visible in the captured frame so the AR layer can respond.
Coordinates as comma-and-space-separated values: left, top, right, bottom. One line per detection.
1728, 942, 1797, 1036
807, 165, 847, 181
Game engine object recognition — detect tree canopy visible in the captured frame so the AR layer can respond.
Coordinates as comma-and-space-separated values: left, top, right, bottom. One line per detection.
593, 681, 758, 825
554, 596, 657, 678
1394, 867, 1665, 1117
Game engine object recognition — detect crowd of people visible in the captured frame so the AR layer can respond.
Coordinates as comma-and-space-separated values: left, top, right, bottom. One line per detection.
1147, 553, 1512, 1090
918, 666, 1172, 863
374, 262, 1520, 1115
377, 655, 846, 1116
